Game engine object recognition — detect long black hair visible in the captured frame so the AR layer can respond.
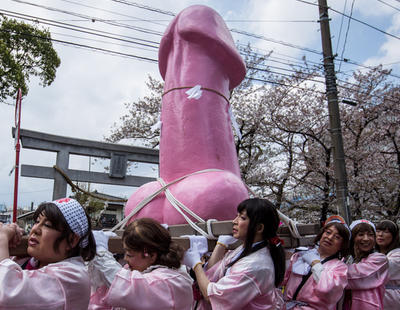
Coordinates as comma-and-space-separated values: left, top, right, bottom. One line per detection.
376, 220, 400, 254
227, 198, 286, 286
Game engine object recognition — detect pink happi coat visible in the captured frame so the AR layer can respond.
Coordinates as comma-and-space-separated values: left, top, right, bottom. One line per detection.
197, 245, 284, 310
384, 248, 400, 310
0, 257, 90, 310
345, 252, 389, 310
89, 259, 193, 310
282, 252, 348, 310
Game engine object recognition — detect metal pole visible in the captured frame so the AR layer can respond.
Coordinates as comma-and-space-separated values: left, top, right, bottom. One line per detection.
317, 0, 351, 224
13, 89, 22, 223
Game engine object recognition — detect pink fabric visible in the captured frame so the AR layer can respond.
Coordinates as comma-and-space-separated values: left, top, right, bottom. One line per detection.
282, 252, 348, 310
383, 248, 400, 310
125, 5, 248, 225
0, 257, 90, 310
197, 245, 283, 310
89, 266, 193, 310
346, 252, 388, 310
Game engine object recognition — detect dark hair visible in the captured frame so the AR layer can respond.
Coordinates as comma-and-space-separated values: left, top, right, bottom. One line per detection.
350, 222, 375, 261
376, 220, 400, 254
228, 198, 285, 287
33, 202, 96, 261
314, 222, 350, 258
122, 218, 183, 269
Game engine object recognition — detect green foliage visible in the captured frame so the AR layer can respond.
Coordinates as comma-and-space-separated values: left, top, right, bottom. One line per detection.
69, 185, 105, 217
0, 17, 60, 103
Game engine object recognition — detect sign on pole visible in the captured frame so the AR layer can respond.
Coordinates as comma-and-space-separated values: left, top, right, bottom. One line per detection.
13, 89, 22, 223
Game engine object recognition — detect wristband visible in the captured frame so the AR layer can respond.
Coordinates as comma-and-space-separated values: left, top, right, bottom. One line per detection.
216, 242, 228, 249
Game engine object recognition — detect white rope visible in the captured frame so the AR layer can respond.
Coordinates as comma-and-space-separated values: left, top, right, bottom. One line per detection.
110, 168, 223, 235
158, 178, 216, 239
111, 168, 301, 239
244, 184, 302, 239
277, 210, 302, 239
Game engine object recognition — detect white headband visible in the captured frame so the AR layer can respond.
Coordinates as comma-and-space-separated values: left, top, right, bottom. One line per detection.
52, 198, 89, 247
350, 219, 376, 232
325, 215, 351, 239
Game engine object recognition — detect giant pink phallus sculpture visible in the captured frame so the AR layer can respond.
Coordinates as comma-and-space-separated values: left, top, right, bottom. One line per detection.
124, 5, 249, 226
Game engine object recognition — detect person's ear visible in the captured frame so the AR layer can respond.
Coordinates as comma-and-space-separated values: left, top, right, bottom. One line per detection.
68, 233, 80, 250
256, 223, 264, 234
149, 252, 157, 265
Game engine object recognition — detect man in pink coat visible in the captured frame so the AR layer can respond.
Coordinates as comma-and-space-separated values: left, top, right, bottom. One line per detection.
283, 219, 350, 310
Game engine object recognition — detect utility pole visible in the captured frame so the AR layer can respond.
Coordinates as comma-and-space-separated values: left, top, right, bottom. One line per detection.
318, 0, 351, 224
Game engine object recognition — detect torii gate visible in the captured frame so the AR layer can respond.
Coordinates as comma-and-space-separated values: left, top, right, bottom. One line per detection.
12, 128, 159, 200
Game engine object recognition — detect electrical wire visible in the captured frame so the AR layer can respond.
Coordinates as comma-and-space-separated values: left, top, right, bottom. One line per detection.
295, 0, 400, 40
59, 0, 168, 27
10, 0, 163, 36
0, 9, 160, 48
4, 0, 400, 86
376, 0, 400, 12
0, 28, 158, 63
10, 0, 393, 78
335, 0, 348, 56
338, 0, 356, 72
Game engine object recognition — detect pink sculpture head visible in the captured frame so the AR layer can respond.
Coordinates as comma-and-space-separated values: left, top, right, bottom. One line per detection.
159, 5, 246, 91
124, 5, 249, 225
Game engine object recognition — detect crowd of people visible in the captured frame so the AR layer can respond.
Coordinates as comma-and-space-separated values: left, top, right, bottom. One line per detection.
0, 197, 398, 309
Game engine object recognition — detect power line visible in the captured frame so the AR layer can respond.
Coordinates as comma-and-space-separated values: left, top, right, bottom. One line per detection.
296, 0, 400, 40
109, 0, 175, 16
2, 22, 398, 105
328, 5, 400, 41
3, 9, 326, 81
338, 0, 356, 72
106, 0, 397, 76
7, 0, 400, 81
0, 27, 158, 63
225, 19, 319, 23
231, 28, 322, 55
0, 9, 160, 48
107, 0, 324, 55
11, 0, 163, 36
376, 0, 400, 12
335, 0, 348, 56
59, 0, 168, 27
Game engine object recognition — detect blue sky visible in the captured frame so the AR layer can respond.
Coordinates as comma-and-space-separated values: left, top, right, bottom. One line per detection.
0, 0, 399, 209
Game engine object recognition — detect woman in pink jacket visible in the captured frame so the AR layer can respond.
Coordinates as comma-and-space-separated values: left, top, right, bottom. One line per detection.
282, 216, 350, 310
88, 217, 193, 310
183, 198, 286, 310
0, 198, 96, 310
375, 220, 400, 310
344, 219, 389, 310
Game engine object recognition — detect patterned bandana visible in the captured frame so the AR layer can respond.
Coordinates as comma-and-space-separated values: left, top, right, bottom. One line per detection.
52, 198, 89, 247
350, 219, 376, 232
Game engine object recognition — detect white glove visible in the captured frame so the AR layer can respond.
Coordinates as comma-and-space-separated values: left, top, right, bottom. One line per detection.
311, 262, 324, 282
93, 230, 117, 252
182, 235, 208, 255
183, 242, 202, 269
302, 248, 320, 266
217, 235, 238, 248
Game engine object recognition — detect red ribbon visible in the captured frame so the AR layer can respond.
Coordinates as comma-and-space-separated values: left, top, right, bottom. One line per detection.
269, 236, 284, 247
